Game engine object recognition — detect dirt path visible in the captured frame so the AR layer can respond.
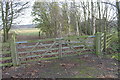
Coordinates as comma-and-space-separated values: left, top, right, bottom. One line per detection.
2, 54, 119, 78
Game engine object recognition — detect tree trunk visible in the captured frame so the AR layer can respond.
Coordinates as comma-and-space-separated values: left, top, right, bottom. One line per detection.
97, 1, 102, 32
3, 28, 6, 42
116, 1, 120, 52
6, 30, 9, 40
76, 16, 79, 36
82, 2, 87, 35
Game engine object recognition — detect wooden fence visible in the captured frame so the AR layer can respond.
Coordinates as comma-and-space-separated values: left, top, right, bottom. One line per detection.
0, 42, 12, 67
95, 32, 113, 55
0, 32, 113, 67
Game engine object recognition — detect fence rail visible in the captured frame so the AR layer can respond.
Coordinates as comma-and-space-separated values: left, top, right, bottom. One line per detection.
0, 42, 13, 67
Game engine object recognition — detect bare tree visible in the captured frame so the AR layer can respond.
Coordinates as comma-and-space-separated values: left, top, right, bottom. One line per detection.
1, 0, 29, 42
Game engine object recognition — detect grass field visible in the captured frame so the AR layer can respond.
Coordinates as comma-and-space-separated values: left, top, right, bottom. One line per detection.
12, 28, 40, 36
0, 28, 40, 36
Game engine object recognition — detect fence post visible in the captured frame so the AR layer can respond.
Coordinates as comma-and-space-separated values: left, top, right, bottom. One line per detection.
95, 32, 101, 55
103, 32, 107, 53
11, 32, 19, 66
58, 38, 62, 58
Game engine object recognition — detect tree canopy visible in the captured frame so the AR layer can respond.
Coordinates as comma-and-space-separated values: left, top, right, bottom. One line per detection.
32, 0, 117, 38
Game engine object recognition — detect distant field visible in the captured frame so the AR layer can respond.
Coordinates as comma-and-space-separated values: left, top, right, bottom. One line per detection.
12, 28, 40, 36
0, 28, 40, 36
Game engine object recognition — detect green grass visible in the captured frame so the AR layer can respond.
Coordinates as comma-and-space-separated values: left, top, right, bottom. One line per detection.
0, 57, 12, 60
73, 67, 97, 78
111, 32, 118, 42
0, 28, 40, 36
107, 32, 119, 61
11, 28, 40, 36
112, 53, 120, 61
0, 63, 13, 67
20, 56, 59, 64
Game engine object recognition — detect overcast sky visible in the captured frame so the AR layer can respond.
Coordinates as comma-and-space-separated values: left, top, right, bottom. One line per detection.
16, 0, 118, 25
15, 0, 35, 25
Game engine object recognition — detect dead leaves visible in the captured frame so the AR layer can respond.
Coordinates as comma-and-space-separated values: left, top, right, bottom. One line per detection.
5, 72, 10, 75
97, 65, 103, 69
97, 74, 116, 78
72, 71, 79, 75
31, 72, 35, 76
33, 70, 38, 73
56, 72, 62, 75
26, 70, 37, 77
60, 63, 76, 69
60, 63, 66, 67
97, 64, 114, 71
106, 68, 114, 71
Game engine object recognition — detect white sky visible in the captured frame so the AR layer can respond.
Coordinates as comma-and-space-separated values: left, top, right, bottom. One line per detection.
16, 0, 119, 25
15, 0, 35, 25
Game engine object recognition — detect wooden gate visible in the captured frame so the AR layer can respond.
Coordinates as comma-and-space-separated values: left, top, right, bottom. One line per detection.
3, 32, 114, 67
0, 32, 113, 67
13, 35, 95, 66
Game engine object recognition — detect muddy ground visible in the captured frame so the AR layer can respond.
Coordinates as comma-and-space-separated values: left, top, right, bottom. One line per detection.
2, 53, 119, 78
